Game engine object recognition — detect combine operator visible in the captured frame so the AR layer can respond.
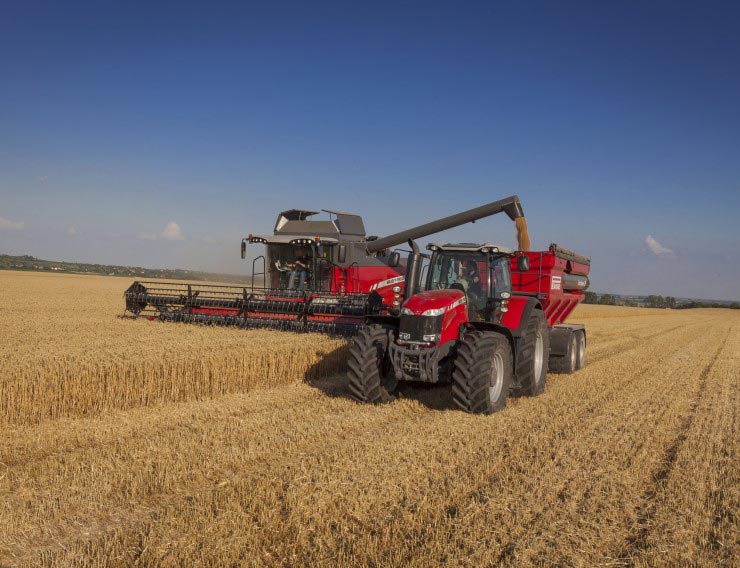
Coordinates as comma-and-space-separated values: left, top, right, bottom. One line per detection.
287, 248, 311, 290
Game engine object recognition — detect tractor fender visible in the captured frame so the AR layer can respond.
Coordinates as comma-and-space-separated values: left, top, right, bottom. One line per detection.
501, 297, 543, 337
461, 321, 516, 363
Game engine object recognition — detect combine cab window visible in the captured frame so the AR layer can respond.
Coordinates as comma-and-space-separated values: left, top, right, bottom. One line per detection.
266, 244, 315, 290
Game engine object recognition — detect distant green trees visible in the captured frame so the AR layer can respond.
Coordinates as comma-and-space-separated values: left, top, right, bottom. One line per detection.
646, 295, 677, 309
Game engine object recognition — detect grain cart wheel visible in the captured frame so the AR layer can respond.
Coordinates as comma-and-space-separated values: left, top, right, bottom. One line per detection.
575, 330, 586, 370
347, 324, 398, 404
517, 310, 549, 396
548, 332, 577, 374
452, 330, 513, 414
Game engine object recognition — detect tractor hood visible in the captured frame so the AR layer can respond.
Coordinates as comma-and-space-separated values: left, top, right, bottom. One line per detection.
402, 289, 466, 316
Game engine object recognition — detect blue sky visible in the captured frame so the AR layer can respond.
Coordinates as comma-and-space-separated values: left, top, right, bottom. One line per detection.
1, 1, 739, 300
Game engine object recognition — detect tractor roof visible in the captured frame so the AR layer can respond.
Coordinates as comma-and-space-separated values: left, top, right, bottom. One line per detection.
427, 242, 515, 254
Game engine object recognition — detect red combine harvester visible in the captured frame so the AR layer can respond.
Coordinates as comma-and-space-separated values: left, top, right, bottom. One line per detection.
347, 237, 591, 414
125, 196, 530, 335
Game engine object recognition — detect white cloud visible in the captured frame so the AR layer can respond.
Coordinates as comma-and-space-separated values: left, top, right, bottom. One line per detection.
0, 216, 24, 230
646, 235, 673, 255
138, 232, 157, 241
37, 175, 48, 182
162, 221, 185, 241
67, 226, 79, 236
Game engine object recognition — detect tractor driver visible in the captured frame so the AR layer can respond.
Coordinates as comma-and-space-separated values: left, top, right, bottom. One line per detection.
288, 248, 311, 290
455, 260, 486, 315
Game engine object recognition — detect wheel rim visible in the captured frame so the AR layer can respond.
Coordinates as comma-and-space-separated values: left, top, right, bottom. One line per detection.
570, 336, 577, 369
533, 330, 544, 380
578, 335, 586, 367
489, 351, 504, 403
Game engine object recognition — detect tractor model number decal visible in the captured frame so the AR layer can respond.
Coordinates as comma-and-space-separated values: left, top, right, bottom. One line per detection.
370, 275, 405, 291
551, 276, 562, 290
448, 296, 467, 310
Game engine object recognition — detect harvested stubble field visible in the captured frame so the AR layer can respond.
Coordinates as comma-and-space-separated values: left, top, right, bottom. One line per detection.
1, 271, 737, 566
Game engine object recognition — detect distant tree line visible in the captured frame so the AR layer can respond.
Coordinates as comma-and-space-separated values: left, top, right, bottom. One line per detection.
583, 291, 738, 309
675, 300, 740, 310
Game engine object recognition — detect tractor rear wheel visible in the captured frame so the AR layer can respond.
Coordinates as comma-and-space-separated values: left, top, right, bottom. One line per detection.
575, 330, 586, 370
452, 330, 513, 414
517, 309, 549, 396
347, 324, 398, 404
549, 331, 577, 374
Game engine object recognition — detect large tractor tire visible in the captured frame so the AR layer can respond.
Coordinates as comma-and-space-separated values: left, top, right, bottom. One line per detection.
549, 331, 577, 374
516, 309, 549, 396
347, 324, 398, 404
452, 330, 513, 414
575, 330, 586, 370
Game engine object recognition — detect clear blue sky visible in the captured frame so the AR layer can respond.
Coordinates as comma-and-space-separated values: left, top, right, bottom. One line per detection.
1, 1, 739, 300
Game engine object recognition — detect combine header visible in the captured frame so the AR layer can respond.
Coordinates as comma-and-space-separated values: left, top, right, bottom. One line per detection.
125, 196, 528, 335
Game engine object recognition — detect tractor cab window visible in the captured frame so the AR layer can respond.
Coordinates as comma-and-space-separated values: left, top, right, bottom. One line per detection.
426, 251, 488, 304
490, 256, 512, 299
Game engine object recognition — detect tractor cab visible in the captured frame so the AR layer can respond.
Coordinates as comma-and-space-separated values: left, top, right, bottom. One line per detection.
423, 243, 514, 321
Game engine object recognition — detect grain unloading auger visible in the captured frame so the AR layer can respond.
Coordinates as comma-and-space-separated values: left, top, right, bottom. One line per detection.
124, 195, 532, 335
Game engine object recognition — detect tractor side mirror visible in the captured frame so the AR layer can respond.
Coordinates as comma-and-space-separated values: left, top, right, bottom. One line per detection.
241, 241, 246, 259
389, 251, 401, 268
338, 244, 347, 264
517, 255, 530, 272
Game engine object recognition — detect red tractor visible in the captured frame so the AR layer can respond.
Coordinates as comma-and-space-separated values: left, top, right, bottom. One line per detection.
347, 240, 590, 414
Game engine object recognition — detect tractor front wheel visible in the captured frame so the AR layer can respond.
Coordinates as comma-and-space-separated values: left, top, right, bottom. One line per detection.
347, 324, 398, 404
452, 330, 513, 414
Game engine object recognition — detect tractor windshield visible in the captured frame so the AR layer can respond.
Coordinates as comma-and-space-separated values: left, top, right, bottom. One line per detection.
425, 251, 512, 311
426, 251, 488, 293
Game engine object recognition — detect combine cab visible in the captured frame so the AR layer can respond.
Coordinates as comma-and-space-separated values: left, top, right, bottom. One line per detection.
124, 196, 529, 336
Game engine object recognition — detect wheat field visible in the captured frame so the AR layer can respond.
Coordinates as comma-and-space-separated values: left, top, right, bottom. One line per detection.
1, 270, 737, 566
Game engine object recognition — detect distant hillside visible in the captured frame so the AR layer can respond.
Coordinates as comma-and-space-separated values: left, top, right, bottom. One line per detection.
0, 254, 253, 284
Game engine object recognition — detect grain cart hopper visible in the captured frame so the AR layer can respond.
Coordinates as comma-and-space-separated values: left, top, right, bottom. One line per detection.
124, 195, 529, 335
347, 235, 590, 414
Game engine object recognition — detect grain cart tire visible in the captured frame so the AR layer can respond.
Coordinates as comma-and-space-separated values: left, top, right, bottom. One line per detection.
517, 309, 549, 396
549, 332, 577, 374
452, 330, 513, 414
347, 324, 398, 404
575, 330, 586, 370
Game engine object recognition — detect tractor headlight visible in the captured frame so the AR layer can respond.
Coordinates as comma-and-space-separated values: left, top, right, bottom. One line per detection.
421, 307, 445, 317
400, 307, 414, 315
392, 285, 402, 293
